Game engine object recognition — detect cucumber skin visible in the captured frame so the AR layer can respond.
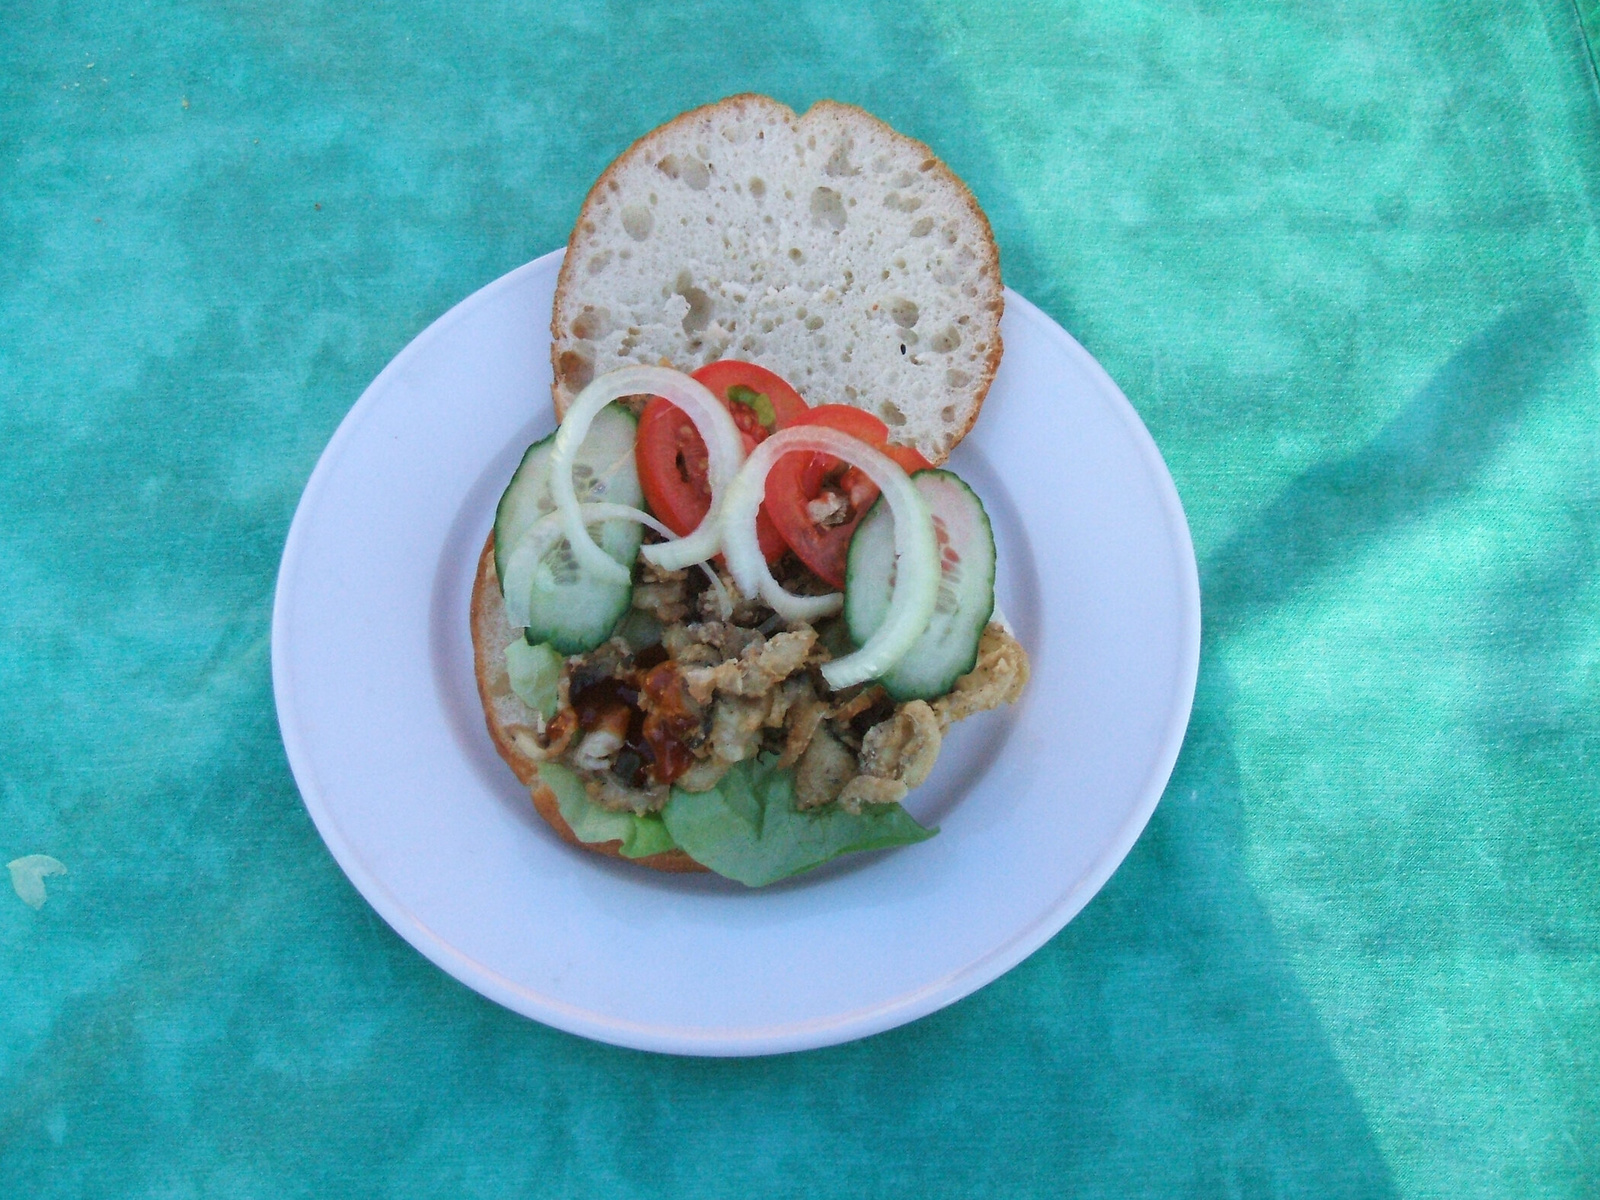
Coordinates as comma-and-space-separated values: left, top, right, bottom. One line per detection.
493, 430, 556, 586
844, 469, 996, 701
493, 406, 641, 582
493, 406, 643, 655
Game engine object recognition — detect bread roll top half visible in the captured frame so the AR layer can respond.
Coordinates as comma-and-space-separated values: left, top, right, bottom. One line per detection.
551, 94, 1002, 465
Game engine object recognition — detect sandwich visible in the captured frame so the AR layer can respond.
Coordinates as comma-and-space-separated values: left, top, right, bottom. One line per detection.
471, 94, 1029, 886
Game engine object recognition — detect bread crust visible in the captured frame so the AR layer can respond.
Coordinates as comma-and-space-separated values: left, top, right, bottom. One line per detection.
550, 94, 1002, 462
470, 533, 705, 873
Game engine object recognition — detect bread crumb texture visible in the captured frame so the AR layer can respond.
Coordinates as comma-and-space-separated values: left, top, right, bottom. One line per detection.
552, 95, 1003, 464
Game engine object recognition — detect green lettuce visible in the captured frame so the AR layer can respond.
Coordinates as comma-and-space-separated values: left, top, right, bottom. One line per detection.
661, 755, 936, 887
505, 638, 561, 719
537, 763, 678, 859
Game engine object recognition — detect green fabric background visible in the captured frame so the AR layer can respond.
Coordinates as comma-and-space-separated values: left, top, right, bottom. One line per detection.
3, 0, 1597, 1194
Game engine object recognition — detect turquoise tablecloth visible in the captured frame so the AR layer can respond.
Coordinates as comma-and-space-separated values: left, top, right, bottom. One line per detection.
4, 2, 1596, 1194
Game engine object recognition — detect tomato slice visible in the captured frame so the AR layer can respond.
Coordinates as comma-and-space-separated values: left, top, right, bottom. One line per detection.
635, 362, 809, 563
764, 406, 934, 589
692, 361, 808, 440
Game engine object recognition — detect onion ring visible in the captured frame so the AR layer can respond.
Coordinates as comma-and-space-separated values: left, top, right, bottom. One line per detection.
720, 426, 939, 689
501, 502, 725, 629
549, 366, 743, 585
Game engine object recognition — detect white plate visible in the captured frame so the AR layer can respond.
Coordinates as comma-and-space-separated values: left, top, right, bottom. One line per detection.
272, 251, 1200, 1056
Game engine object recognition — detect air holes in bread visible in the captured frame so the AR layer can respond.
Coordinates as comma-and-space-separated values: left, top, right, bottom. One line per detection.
569, 306, 610, 340
810, 186, 847, 230
674, 271, 712, 335
556, 350, 593, 392
888, 298, 919, 328
620, 204, 653, 241
657, 153, 710, 190
824, 143, 858, 177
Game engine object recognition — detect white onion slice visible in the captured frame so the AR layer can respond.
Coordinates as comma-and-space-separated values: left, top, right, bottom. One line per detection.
501, 502, 726, 628
549, 366, 743, 584
568, 500, 678, 542
567, 502, 736, 607
720, 426, 940, 690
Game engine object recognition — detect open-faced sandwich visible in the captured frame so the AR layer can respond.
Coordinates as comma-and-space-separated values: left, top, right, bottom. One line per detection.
471, 94, 1029, 886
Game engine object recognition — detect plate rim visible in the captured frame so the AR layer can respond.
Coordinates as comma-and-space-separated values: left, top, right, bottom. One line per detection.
271, 249, 1202, 1056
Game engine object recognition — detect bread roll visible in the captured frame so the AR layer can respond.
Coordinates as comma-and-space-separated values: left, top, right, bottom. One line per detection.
551, 94, 1003, 465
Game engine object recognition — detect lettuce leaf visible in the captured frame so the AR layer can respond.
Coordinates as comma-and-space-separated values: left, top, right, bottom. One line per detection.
661, 755, 936, 887
537, 763, 678, 859
505, 638, 562, 719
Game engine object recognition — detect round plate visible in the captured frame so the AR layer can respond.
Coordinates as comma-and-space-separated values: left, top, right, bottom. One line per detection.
272, 251, 1200, 1056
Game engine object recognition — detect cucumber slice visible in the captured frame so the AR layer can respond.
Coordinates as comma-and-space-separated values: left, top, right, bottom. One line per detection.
844, 469, 996, 700
494, 404, 644, 655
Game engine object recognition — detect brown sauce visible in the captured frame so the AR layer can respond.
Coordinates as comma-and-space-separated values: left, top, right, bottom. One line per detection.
569, 660, 699, 787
